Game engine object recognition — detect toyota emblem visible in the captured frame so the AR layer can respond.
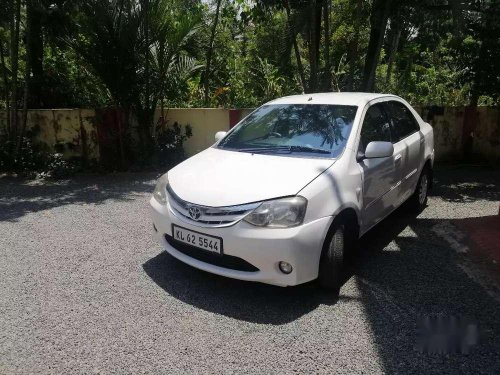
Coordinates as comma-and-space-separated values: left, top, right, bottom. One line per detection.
188, 206, 202, 221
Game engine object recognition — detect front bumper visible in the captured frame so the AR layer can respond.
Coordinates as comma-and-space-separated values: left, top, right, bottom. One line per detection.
150, 197, 332, 286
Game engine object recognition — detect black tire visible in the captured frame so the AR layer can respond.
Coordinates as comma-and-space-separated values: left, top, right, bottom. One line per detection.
408, 167, 430, 213
318, 221, 346, 294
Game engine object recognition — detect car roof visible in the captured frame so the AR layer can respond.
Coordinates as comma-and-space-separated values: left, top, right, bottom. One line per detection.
266, 92, 399, 107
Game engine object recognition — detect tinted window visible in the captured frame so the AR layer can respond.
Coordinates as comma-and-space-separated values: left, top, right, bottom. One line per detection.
360, 104, 392, 151
218, 104, 358, 158
385, 101, 420, 141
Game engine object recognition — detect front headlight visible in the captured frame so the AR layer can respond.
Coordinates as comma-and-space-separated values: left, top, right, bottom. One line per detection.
243, 196, 307, 228
153, 174, 169, 204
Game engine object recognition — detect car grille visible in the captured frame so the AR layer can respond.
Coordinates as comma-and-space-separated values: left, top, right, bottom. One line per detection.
166, 185, 259, 227
165, 235, 259, 272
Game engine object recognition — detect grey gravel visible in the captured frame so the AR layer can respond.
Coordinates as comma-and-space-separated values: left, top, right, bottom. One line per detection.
1, 166, 499, 374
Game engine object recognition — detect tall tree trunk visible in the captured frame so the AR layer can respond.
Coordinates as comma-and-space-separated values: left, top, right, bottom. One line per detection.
27, 0, 43, 108
322, 0, 331, 90
204, 0, 223, 106
283, 0, 307, 92
9, 0, 21, 140
385, 20, 401, 86
241, 11, 248, 57
361, 0, 391, 92
143, 0, 153, 156
449, 0, 465, 34
144, 0, 150, 115
78, 109, 88, 167
117, 108, 126, 170
347, 0, 362, 91
469, 1, 494, 107
15, 0, 33, 159
156, 40, 166, 141
0, 39, 11, 135
308, 0, 322, 93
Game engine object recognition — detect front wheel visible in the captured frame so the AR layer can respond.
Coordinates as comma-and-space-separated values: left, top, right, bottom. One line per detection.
318, 221, 346, 295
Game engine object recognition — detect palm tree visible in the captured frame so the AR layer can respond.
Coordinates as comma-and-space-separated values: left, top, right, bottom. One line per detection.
148, 0, 202, 137
72, 0, 201, 164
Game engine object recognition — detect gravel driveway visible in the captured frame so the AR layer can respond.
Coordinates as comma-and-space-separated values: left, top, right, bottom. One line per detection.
1, 166, 499, 374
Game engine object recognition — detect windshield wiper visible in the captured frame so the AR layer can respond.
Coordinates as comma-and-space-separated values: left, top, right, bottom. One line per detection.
286, 145, 332, 154
238, 145, 331, 155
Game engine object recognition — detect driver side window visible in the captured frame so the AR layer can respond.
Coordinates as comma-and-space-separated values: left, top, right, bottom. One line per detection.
360, 104, 392, 151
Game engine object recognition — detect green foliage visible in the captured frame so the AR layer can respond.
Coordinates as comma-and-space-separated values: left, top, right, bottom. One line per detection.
154, 122, 193, 168
40, 152, 78, 179
2, 0, 498, 113
1, 0, 499, 174
378, 37, 472, 106
40, 45, 110, 108
0, 136, 78, 178
215, 55, 291, 108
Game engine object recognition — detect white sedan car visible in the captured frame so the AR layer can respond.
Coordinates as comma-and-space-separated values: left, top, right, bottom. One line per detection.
151, 93, 434, 293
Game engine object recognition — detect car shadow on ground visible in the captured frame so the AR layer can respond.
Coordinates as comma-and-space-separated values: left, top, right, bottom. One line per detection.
351, 208, 500, 373
142, 250, 351, 325
431, 165, 500, 203
0, 173, 157, 222
142, 204, 423, 325
144, 203, 500, 371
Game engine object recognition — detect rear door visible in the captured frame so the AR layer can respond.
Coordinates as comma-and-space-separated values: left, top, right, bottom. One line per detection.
358, 102, 404, 229
383, 100, 424, 203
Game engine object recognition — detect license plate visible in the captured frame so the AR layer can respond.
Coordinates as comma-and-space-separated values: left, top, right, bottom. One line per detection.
172, 224, 223, 255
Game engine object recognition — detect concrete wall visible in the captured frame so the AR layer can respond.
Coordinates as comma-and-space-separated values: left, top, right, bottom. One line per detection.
466, 108, 500, 163
415, 106, 500, 162
155, 108, 254, 155
1, 106, 498, 164
0, 109, 99, 161
0, 108, 254, 161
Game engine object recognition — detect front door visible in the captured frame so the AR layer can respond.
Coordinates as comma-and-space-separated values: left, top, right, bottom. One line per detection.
358, 103, 404, 230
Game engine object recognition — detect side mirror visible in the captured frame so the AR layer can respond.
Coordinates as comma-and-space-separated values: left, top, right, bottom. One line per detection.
364, 141, 394, 159
215, 131, 227, 142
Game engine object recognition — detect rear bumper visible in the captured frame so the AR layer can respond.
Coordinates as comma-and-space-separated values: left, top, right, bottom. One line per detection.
150, 197, 332, 286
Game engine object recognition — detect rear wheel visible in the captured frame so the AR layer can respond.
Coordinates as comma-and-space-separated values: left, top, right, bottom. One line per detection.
409, 167, 430, 213
318, 221, 347, 295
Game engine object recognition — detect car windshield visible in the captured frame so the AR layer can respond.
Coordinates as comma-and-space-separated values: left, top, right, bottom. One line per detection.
217, 104, 358, 158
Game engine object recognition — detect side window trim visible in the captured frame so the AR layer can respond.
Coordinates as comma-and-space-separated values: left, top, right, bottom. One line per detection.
380, 101, 398, 144
379, 102, 394, 143
355, 104, 372, 154
358, 102, 393, 152
385, 100, 420, 143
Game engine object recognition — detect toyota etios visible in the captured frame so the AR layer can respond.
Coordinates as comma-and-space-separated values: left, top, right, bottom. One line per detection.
151, 93, 434, 293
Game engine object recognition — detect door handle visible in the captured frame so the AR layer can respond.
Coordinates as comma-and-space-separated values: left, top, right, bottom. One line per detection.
420, 138, 425, 144
394, 154, 402, 163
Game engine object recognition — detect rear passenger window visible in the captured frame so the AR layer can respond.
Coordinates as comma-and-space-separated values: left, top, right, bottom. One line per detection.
385, 101, 420, 141
360, 104, 392, 151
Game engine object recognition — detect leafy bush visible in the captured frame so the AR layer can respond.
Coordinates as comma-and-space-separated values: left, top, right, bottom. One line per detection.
0, 118, 192, 177
38, 153, 78, 179
0, 136, 78, 179
0, 138, 42, 173
154, 121, 193, 168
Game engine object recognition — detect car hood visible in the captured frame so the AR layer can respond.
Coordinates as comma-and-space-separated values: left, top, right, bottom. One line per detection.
167, 147, 335, 207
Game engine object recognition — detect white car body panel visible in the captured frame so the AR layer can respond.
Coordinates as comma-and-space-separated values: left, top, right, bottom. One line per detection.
151, 92, 434, 286
168, 147, 335, 207
151, 197, 332, 286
